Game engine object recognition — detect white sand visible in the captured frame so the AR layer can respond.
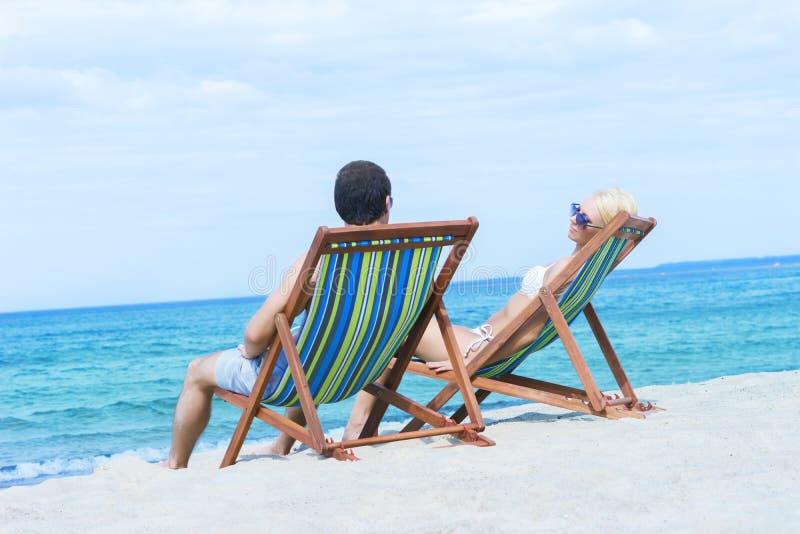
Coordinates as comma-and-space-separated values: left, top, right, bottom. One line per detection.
2, 371, 799, 533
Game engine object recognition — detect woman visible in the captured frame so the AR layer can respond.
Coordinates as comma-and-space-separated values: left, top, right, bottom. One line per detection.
334, 188, 639, 442
417, 187, 638, 372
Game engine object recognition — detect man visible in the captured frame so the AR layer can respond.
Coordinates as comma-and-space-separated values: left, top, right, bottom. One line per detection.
166, 160, 392, 468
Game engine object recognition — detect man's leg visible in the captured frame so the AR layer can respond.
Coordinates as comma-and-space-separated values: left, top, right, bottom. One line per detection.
167, 351, 222, 468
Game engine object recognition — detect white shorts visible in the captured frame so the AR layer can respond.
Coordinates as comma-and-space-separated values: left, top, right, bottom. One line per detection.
214, 347, 288, 399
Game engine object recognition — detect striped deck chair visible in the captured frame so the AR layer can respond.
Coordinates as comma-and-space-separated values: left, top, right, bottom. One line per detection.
214, 218, 493, 467
386, 212, 658, 434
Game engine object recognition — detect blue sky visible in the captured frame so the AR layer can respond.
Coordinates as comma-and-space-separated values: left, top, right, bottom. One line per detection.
1, 1, 798, 312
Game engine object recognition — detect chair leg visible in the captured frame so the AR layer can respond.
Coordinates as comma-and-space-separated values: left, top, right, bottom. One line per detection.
401, 382, 460, 432
359, 310, 438, 438
276, 314, 326, 452
219, 403, 259, 468
220, 313, 326, 467
583, 302, 637, 403
451, 389, 491, 424
219, 326, 288, 468
540, 291, 606, 411
435, 303, 485, 429
359, 358, 408, 439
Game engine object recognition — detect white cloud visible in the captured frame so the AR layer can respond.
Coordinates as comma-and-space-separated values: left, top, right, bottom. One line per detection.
269, 32, 314, 46
198, 80, 263, 101
573, 18, 658, 50
700, 94, 800, 120
2, 1, 800, 311
177, 1, 349, 27
615, 18, 658, 47
720, 20, 779, 49
59, 68, 120, 106
0, 8, 24, 38
462, 0, 565, 23
624, 78, 706, 93
0, 1, 662, 68
0, 1, 349, 46
0, 67, 155, 110
0, 66, 269, 112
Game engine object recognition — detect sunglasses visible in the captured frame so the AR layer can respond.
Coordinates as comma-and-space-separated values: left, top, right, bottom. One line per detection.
570, 203, 603, 229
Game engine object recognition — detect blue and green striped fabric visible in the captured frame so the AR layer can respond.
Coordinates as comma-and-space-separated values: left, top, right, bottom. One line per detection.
264, 236, 451, 407
476, 228, 643, 379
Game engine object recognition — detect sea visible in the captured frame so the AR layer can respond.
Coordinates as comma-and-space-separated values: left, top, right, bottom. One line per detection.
1, 255, 798, 488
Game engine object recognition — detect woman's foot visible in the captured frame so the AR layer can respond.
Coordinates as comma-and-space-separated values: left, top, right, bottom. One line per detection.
341, 418, 366, 442
252, 432, 295, 456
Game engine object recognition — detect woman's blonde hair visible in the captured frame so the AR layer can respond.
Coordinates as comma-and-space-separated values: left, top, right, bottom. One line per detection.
592, 188, 638, 225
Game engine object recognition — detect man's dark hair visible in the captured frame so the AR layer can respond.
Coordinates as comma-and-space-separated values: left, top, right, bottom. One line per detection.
334, 160, 392, 225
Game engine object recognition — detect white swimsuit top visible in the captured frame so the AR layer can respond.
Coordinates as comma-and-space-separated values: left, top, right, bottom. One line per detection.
519, 265, 548, 297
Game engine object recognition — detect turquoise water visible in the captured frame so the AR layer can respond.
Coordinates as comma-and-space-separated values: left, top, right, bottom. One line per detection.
1, 260, 798, 487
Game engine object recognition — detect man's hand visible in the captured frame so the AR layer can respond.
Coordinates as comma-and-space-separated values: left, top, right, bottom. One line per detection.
237, 344, 260, 360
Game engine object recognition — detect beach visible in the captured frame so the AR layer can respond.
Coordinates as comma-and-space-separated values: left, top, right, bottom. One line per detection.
2, 370, 797, 532
3, 2, 799, 531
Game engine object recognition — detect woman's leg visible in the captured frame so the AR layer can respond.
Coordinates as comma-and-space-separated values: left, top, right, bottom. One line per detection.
415, 318, 487, 362
342, 319, 487, 440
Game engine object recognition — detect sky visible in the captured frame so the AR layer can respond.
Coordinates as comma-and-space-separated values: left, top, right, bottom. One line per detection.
1, 1, 798, 313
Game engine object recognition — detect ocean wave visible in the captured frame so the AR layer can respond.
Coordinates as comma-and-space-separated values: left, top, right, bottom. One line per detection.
0, 416, 35, 427
0, 435, 288, 488
0, 447, 167, 489
0, 395, 596, 489
28, 399, 174, 418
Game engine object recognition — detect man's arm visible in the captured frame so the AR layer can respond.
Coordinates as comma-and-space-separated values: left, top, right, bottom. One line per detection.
240, 253, 308, 358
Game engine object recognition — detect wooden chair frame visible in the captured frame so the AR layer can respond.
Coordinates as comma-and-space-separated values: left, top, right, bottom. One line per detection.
214, 218, 493, 467
383, 212, 658, 434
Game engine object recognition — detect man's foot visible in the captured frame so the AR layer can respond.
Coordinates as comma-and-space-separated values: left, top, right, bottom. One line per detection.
158, 459, 185, 470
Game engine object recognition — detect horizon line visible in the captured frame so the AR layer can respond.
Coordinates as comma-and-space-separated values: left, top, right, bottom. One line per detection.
2, 252, 798, 316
